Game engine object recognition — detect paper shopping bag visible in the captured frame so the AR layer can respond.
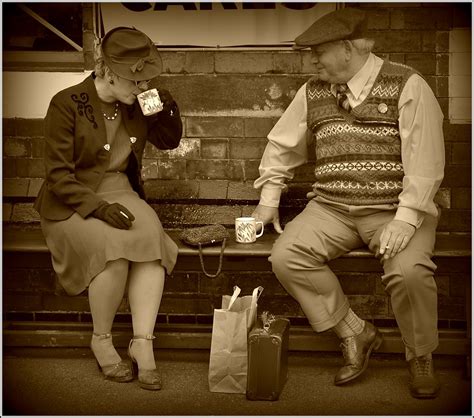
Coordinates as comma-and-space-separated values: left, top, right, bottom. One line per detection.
208, 285, 263, 393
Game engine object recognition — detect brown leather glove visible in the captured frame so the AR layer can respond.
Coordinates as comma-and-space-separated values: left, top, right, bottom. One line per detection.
92, 202, 135, 230
158, 89, 178, 116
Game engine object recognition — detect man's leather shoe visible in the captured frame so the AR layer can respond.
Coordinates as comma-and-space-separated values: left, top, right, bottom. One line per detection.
334, 321, 383, 385
408, 357, 440, 399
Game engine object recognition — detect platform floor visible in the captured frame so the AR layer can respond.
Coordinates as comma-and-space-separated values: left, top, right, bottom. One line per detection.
2, 348, 472, 416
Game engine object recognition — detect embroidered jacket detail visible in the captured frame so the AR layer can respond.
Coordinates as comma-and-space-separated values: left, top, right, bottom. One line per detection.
71, 93, 98, 129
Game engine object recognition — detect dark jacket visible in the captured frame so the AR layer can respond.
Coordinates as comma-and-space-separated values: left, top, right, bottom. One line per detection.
34, 74, 182, 221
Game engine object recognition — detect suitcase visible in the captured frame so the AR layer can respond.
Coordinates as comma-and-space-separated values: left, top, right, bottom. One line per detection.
246, 315, 290, 401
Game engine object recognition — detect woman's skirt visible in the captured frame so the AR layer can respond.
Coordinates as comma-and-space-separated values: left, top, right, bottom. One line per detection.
41, 172, 178, 296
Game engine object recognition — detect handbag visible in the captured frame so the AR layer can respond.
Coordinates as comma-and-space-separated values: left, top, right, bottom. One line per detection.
180, 224, 230, 278
208, 285, 264, 393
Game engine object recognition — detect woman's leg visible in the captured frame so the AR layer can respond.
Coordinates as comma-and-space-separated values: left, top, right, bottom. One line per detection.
128, 260, 165, 370
89, 258, 129, 366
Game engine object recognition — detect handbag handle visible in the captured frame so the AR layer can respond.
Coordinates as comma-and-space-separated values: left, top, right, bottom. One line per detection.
197, 238, 226, 278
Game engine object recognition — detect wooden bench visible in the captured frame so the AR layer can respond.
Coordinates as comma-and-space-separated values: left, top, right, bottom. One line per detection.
3, 228, 471, 358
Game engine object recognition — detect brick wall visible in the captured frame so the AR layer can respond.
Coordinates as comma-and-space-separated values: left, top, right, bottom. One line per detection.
3, 3, 471, 326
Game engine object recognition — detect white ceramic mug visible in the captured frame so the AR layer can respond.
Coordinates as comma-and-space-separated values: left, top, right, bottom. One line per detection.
137, 88, 163, 116
235, 217, 264, 244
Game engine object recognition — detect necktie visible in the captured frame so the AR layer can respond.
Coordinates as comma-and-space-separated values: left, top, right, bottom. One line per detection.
336, 84, 351, 112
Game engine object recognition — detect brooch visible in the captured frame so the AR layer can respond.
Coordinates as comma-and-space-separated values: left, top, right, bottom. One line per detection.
378, 103, 388, 114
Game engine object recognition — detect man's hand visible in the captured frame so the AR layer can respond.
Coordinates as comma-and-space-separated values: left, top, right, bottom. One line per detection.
250, 204, 283, 234
379, 219, 416, 260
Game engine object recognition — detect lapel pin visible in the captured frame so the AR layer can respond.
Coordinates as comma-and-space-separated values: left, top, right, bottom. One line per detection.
378, 103, 388, 114
130, 137, 137, 144
104, 144, 111, 151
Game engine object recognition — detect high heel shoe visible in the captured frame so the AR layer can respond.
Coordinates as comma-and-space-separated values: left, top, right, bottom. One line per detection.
128, 334, 162, 390
91, 333, 133, 383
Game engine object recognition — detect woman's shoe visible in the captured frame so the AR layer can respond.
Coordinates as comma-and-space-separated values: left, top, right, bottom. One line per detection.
91, 333, 133, 383
128, 334, 162, 390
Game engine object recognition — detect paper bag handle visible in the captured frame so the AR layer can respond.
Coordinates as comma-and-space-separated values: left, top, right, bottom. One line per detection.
227, 286, 241, 310
249, 286, 264, 325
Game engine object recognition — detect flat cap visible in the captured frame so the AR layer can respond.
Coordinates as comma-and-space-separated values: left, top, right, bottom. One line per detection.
294, 8, 367, 49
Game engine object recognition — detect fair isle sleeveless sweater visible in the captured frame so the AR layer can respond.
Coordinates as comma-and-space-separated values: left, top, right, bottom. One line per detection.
306, 60, 417, 206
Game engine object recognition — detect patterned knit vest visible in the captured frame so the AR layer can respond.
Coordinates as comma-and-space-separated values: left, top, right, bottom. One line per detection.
306, 60, 417, 205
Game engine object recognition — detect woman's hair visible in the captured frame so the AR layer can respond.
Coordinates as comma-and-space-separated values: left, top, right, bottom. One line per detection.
350, 38, 375, 54
93, 42, 109, 78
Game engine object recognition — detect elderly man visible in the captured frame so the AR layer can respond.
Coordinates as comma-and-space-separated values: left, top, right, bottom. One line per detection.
252, 7, 445, 399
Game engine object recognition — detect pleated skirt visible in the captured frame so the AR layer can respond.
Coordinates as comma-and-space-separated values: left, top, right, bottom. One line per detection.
41, 172, 178, 296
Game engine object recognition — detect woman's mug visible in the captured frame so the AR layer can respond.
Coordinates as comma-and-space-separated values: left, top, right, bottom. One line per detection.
235, 217, 264, 244
137, 88, 163, 116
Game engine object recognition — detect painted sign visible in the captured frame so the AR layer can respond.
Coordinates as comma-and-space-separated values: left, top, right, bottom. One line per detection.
100, 2, 337, 47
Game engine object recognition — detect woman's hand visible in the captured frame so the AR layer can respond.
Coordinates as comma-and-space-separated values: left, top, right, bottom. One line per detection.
92, 202, 135, 230
250, 204, 283, 234
158, 89, 178, 116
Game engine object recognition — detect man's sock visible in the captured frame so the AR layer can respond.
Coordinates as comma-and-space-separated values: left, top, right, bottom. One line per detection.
333, 308, 365, 339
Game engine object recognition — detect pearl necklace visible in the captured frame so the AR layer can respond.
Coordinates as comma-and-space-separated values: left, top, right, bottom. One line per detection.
103, 102, 119, 120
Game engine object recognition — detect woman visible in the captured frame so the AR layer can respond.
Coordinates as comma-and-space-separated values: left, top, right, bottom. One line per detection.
34, 27, 182, 391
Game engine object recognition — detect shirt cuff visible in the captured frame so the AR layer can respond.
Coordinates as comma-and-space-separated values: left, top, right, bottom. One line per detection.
259, 185, 282, 208
394, 206, 424, 229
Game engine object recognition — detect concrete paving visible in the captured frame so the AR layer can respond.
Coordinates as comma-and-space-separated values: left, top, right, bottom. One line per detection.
2, 348, 472, 416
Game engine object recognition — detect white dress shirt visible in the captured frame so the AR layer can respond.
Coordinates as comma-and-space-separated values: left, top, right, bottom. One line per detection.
254, 53, 445, 228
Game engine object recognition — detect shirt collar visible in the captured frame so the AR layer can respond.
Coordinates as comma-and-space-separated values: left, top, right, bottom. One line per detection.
331, 53, 376, 99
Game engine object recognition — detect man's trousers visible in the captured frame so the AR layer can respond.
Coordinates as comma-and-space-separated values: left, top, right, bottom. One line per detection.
270, 199, 439, 357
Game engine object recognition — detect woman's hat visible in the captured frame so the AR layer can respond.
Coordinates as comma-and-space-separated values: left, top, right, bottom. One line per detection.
101, 27, 162, 81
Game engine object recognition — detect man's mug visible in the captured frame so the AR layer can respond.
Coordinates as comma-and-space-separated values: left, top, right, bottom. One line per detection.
235, 217, 264, 244
137, 88, 163, 116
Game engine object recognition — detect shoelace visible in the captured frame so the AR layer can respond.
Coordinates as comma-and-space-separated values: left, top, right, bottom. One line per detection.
414, 358, 432, 376
340, 337, 358, 361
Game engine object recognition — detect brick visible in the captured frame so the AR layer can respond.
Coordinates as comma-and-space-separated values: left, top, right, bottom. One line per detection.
242, 160, 261, 181
15, 159, 28, 177
227, 181, 260, 200
451, 188, 471, 209
156, 160, 187, 180
405, 53, 436, 75
438, 295, 465, 320
11, 203, 40, 223
438, 209, 471, 232
244, 117, 277, 137
367, 9, 390, 30
451, 142, 471, 165
258, 296, 303, 317
273, 52, 302, 74
141, 159, 158, 180
3, 293, 43, 311
187, 117, 244, 138
156, 74, 306, 114
28, 159, 46, 178
390, 9, 404, 30
229, 138, 266, 159
28, 178, 44, 197
3, 269, 56, 292
181, 204, 241, 225
42, 294, 90, 311
3, 178, 29, 197
301, 51, 315, 74
144, 138, 200, 159
3, 158, 17, 177
421, 31, 436, 52
15, 119, 44, 137
186, 159, 242, 180
436, 76, 449, 97
4, 137, 31, 157
164, 272, 199, 293
347, 295, 389, 317
198, 180, 228, 199
215, 52, 273, 74
160, 296, 213, 314
389, 53, 405, 64
436, 31, 450, 53
201, 138, 228, 159
434, 274, 450, 297
339, 273, 377, 295
159, 51, 186, 73
30, 137, 45, 158
374, 32, 421, 53
3, 203, 13, 221
151, 203, 185, 227
3, 118, 17, 136
144, 179, 199, 199
436, 54, 449, 75
449, 274, 471, 298
184, 51, 214, 73
442, 165, 471, 187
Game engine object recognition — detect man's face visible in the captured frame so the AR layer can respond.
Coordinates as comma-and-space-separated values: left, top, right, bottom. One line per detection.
310, 41, 348, 83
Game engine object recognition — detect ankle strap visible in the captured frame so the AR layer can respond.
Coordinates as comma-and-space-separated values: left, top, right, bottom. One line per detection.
93, 332, 112, 339
132, 334, 156, 340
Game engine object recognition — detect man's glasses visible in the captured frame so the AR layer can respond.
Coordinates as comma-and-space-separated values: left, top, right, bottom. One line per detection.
135, 79, 151, 90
